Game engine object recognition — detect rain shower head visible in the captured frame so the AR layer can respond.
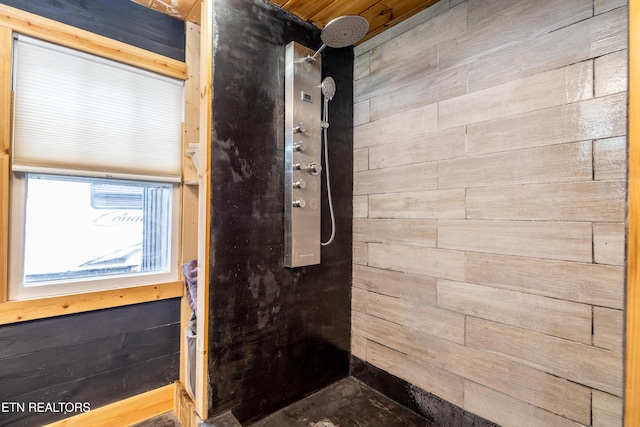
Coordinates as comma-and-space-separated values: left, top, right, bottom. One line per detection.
307, 15, 369, 61
321, 15, 369, 48
321, 77, 336, 101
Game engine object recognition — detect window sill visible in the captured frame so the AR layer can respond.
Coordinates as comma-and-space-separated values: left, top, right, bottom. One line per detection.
0, 281, 183, 325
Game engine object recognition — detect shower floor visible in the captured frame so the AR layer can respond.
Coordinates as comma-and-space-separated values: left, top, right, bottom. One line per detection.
247, 377, 433, 427
140, 377, 433, 426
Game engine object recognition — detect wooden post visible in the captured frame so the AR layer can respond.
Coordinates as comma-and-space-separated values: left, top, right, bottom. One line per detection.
627, 1, 640, 425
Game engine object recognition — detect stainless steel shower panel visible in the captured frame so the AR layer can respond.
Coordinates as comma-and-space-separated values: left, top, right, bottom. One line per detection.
284, 41, 322, 267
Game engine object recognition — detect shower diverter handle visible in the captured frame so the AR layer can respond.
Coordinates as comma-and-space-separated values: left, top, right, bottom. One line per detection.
294, 122, 306, 133
294, 162, 322, 175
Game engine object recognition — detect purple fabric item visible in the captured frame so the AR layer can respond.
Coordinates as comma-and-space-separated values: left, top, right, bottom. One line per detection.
182, 259, 198, 315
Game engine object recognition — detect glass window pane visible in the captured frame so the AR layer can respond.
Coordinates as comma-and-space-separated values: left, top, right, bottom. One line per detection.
22, 174, 172, 285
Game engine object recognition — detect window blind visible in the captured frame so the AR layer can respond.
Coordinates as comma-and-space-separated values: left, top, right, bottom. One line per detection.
12, 35, 183, 181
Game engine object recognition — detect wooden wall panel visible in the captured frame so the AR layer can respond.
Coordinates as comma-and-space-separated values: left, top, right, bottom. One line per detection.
352, 1, 628, 425
464, 381, 581, 427
440, 61, 593, 129
354, 218, 437, 246
355, 4, 466, 102
352, 311, 439, 360
595, 0, 627, 14
434, 337, 591, 424
353, 148, 369, 172
367, 340, 465, 407
369, 64, 466, 121
594, 136, 627, 180
593, 390, 623, 427
369, 189, 465, 219
438, 220, 593, 262
467, 6, 627, 92
437, 280, 592, 343
465, 252, 624, 309
353, 195, 368, 218
352, 264, 437, 304
594, 307, 624, 353
595, 49, 628, 96
466, 317, 623, 396
466, 181, 626, 221
0, 0, 185, 61
368, 243, 465, 281
353, 103, 438, 150
441, 0, 592, 71
594, 222, 626, 266
366, 292, 465, 344
466, 93, 627, 155
438, 142, 593, 189
0, 300, 180, 426
354, 162, 438, 195
368, 126, 466, 169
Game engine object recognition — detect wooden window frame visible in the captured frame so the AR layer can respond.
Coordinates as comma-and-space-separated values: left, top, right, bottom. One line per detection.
0, 4, 187, 325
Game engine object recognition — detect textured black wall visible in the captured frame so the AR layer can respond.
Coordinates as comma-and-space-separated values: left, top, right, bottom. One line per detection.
0, 2, 184, 425
207, 0, 353, 422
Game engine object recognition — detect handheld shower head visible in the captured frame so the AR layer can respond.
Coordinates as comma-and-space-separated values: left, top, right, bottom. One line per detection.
307, 15, 369, 61
321, 77, 336, 101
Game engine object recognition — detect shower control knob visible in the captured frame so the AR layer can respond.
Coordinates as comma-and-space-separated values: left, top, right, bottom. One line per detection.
293, 199, 306, 208
307, 162, 322, 176
294, 122, 306, 133
294, 142, 306, 152
293, 162, 307, 171
293, 179, 306, 189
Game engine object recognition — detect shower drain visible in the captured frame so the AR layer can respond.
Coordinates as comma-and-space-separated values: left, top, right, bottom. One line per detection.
312, 420, 338, 427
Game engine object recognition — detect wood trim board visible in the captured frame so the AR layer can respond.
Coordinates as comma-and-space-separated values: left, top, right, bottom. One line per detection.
0, 25, 11, 304
0, 281, 183, 325
627, 1, 640, 425
43, 384, 175, 427
195, 0, 212, 418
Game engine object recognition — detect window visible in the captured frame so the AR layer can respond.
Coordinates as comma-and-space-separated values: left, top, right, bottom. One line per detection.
9, 35, 183, 300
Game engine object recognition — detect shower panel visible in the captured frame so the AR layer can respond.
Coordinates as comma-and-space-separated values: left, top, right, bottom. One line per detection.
284, 41, 322, 267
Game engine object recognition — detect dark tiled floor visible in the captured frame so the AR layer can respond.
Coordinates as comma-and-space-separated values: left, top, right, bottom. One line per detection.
247, 377, 433, 427
149, 377, 433, 426
132, 411, 182, 427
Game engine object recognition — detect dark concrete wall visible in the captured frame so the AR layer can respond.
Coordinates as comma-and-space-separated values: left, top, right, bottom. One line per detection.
0, 1, 184, 425
207, 0, 353, 422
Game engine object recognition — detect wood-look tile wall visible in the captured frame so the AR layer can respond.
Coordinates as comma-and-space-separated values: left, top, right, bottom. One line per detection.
352, 1, 627, 426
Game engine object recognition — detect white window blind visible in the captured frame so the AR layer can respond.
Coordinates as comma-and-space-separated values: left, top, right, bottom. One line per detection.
12, 35, 183, 181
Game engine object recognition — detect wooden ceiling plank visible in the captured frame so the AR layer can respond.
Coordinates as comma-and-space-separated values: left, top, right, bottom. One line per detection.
131, 0, 186, 20
281, 0, 334, 21
375, 0, 438, 18
309, 0, 380, 29
185, 0, 202, 24
174, 0, 199, 17
133, 0, 445, 45
360, 3, 394, 37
